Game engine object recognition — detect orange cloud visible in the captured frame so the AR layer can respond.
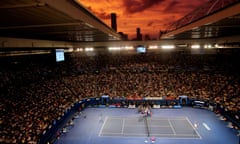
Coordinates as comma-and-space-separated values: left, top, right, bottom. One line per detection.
78, 0, 209, 40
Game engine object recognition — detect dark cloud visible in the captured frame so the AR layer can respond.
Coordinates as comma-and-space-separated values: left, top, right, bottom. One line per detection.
161, 16, 177, 27
163, 1, 180, 13
147, 21, 154, 27
163, 1, 209, 14
87, 6, 111, 20
98, 11, 111, 19
123, 0, 165, 14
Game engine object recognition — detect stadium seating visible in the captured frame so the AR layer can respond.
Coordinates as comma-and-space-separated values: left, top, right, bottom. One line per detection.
1, 51, 239, 143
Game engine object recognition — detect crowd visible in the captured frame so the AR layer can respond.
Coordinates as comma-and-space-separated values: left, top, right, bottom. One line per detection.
0, 50, 240, 143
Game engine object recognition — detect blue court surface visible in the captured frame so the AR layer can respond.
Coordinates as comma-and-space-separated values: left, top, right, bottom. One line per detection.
55, 107, 239, 144
100, 116, 200, 138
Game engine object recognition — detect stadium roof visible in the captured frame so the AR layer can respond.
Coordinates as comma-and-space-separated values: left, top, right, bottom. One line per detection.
0, 0, 121, 42
162, 0, 240, 42
0, 0, 239, 50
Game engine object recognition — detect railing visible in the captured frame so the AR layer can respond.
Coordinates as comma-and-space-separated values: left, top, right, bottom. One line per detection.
166, 0, 239, 32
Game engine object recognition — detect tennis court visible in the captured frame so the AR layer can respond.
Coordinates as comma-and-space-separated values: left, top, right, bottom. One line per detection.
99, 116, 201, 139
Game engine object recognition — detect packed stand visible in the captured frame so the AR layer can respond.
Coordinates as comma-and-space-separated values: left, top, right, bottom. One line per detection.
1, 50, 240, 143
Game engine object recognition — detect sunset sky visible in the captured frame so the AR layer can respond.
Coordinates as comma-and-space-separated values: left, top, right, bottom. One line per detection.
78, 0, 209, 40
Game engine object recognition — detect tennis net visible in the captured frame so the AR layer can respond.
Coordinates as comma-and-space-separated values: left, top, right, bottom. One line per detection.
144, 116, 150, 137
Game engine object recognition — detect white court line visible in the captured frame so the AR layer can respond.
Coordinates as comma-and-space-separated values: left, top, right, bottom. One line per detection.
151, 116, 186, 120
98, 116, 108, 136
185, 117, 202, 139
203, 123, 211, 131
151, 133, 199, 136
154, 118, 187, 120
168, 119, 176, 135
100, 134, 201, 139
108, 116, 187, 122
124, 125, 145, 127
108, 116, 142, 119
102, 132, 147, 136
151, 133, 176, 136
149, 125, 171, 128
121, 118, 125, 134
108, 116, 186, 120
101, 132, 124, 135
124, 125, 171, 128
102, 132, 201, 137
100, 116, 202, 139
168, 118, 186, 120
